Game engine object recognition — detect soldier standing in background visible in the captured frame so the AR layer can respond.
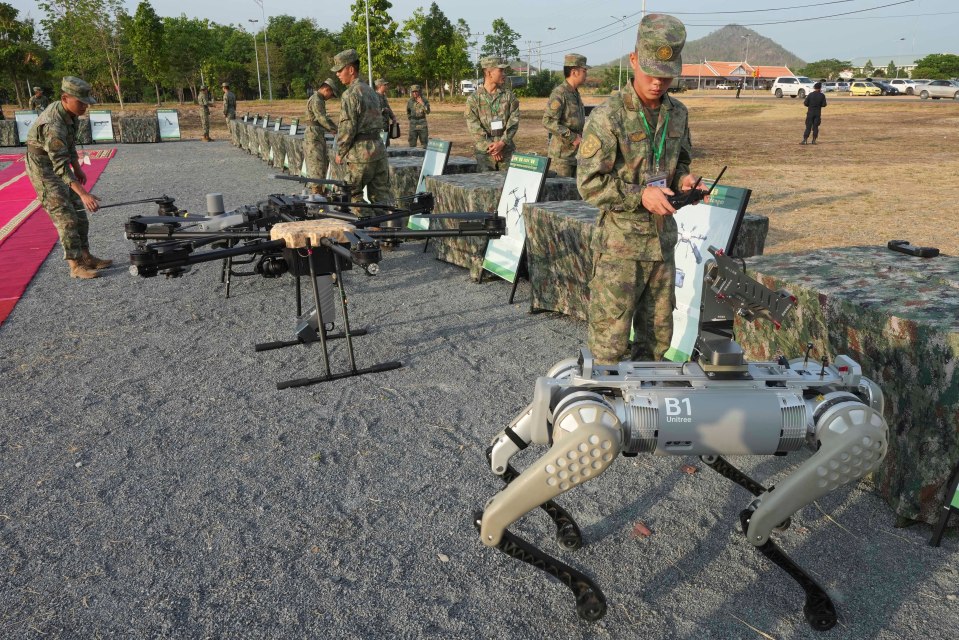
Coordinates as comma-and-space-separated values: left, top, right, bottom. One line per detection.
197, 85, 212, 141
465, 56, 519, 171
29, 86, 50, 113
577, 14, 706, 363
304, 78, 339, 193
25, 77, 110, 280
221, 82, 236, 121
373, 78, 397, 147
542, 53, 588, 178
802, 82, 827, 145
332, 49, 393, 211
406, 84, 430, 148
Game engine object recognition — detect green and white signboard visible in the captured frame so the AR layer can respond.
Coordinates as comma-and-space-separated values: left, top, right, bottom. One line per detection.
289, 118, 299, 136
408, 139, 452, 230
14, 110, 38, 143
89, 110, 114, 142
156, 109, 180, 140
481, 153, 549, 283
663, 182, 750, 362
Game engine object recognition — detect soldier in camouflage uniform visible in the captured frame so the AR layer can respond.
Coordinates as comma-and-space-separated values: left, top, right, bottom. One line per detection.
221, 82, 236, 121
332, 49, 393, 212
406, 84, 430, 148
577, 14, 706, 363
304, 78, 339, 193
374, 78, 397, 147
25, 77, 110, 280
465, 56, 519, 172
543, 54, 588, 178
29, 86, 50, 113
197, 85, 212, 141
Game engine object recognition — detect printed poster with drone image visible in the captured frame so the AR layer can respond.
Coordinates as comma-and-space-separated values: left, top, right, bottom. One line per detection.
482, 153, 550, 283
14, 110, 38, 143
89, 110, 114, 142
664, 181, 751, 362
156, 109, 180, 140
408, 139, 452, 230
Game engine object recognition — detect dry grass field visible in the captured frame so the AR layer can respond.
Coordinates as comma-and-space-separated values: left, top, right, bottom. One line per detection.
19, 91, 958, 256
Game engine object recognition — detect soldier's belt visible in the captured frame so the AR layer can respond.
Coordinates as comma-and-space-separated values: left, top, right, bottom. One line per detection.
354, 133, 381, 141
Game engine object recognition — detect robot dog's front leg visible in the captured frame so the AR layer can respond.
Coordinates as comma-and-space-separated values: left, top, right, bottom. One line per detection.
478, 392, 623, 621
743, 399, 888, 631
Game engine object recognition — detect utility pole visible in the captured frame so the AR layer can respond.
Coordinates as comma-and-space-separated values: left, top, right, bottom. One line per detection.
527, 40, 532, 79
536, 41, 542, 74
364, 0, 374, 85
253, 0, 272, 100
248, 19, 263, 100
611, 15, 627, 91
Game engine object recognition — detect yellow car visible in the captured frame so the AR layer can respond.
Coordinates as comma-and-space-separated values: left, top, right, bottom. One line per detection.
849, 81, 882, 96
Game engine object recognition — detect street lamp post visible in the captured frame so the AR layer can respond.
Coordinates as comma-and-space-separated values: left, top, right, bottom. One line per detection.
364, 0, 374, 85
248, 19, 263, 100
611, 15, 627, 91
253, 0, 273, 101
896, 37, 905, 78
742, 34, 751, 88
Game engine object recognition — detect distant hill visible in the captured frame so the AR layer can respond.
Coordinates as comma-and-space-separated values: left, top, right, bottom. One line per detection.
682, 25, 805, 68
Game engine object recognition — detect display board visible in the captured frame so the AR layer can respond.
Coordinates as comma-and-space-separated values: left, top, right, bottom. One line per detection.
156, 109, 180, 140
89, 110, 114, 142
14, 111, 38, 143
274, 118, 283, 132
289, 119, 299, 136
408, 139, 452, 230
664, 183, 750, 362
481, 153, 550, 283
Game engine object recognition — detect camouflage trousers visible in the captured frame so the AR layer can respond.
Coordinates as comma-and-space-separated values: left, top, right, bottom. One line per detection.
303, 127, 330, 183
475, 149, 513, 172
341, 156, 394, 216
25, 162, 89, 260
200, 109, 210, 137
550, 159, 576, 178
587, 254, 676, 364
409, 121, 428, 148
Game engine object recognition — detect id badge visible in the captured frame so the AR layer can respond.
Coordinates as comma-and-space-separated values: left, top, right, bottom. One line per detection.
490, 119, 504, 136
644, 171, 668, 188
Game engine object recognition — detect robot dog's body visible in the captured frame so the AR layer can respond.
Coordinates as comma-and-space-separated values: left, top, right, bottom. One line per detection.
478, 248, 888, 630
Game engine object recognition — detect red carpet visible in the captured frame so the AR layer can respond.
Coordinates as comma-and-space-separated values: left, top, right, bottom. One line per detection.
0, 148, 116, 326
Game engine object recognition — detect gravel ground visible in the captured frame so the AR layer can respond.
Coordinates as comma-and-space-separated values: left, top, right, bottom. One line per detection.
2, 141, 958, 640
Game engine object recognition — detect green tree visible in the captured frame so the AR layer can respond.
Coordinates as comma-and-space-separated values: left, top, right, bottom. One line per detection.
205, 22, 257, 98
480, 17, 520, 62
797, 59, 851, 80
911, 53, 959, 79
516, 69, 559, 98
886, 60, 898, 77
862, 59, 875, 76
342, 0, 407, 82
129, 1, 165, 104
596, 66, 621, 94
40, 0, 133, 107
163, 15, 213, 102
0, 3, 46, 106
404, 3, 458, 97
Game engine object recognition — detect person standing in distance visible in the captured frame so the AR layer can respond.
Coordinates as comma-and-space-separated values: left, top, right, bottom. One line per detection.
802, 82, 827, 145
30, 86, 50, 113
197, 85, 212, 141
577, 14, 707, 363
406, 84, 430, 149
543, 53, 589, 178
221, 82, 236, 121
373, 78, 397, 147
304, 78, 339, 193
332, 49, 393, 212
25, 77, 108, 279
465, 56, 519, 171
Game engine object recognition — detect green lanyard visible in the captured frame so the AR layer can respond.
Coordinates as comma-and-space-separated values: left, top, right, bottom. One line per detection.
638, 108, 669, 171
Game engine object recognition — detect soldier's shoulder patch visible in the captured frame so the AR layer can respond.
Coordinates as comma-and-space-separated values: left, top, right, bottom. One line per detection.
580, 134, 601, 158
49, 138, 65, 153
549, 99, 562, 111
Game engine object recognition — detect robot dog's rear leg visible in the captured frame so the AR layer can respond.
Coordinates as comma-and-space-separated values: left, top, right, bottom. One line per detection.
498, 461, 583, 551
701, 454, 791, 531
473, 512, 605, 621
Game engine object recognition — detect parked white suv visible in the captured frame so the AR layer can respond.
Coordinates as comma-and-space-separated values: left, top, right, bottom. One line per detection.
770, 76, 817, 99
887, 78, 918, 95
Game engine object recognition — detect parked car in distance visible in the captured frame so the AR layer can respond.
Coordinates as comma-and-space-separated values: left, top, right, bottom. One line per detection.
918, 80, 959, 100
849, 81, 882, 96
770, 76, 817, 98
715, 82, 733, 90
873, 81, 901, 96
822, 82, 837, 92
888, 78, 917, 94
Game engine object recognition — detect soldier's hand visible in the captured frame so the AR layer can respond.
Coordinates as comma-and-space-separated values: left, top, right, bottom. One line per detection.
642, 186, 677, 215
80, 191, 101, 213
681, 174, 709, 193
75, 167, 88, 185
572, 135, 582, 149
335, 155, 342, 164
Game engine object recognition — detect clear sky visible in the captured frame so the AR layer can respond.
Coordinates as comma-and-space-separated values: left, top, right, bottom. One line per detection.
11, 0, 956, 67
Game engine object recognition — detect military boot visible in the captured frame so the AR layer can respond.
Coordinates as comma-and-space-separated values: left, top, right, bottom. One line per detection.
67, 259, 99, 279
81, 250, 113, 270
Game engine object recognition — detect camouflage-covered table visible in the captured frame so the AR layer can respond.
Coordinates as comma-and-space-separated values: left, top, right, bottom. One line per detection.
76, 118, 92, 145
424, 173, 581, 280
735, 247, 959, 526
0, 121, 17, 147
118, 117, 160, 143
524, 201, 771, 320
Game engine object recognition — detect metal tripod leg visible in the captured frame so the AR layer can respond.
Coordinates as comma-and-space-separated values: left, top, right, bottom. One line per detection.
331, 251, 358, 372
225, 255, 233, 298
304, 239, 333, 379
295, 275, 302, 317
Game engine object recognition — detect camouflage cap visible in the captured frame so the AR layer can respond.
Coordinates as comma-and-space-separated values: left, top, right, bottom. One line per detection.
331, 48, 360, 72
480, 56, 509, 69
33, 86, 42, 92
374, 78, 389, 87
61, 76, 96, 105
221, 82, 229, 87
635, 13, 686, 77
319, 78, 339, 98
410, 84, 421, 93
563, 53, 589, 69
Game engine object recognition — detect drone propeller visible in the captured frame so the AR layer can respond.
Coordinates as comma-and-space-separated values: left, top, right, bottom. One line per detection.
97, 195, 176, 210
424, 212, 500, 220
273, 174, 349, 189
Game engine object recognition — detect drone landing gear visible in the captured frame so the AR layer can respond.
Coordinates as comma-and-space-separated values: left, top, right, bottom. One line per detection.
472, 512, 607, 622
702, 455, 836, 632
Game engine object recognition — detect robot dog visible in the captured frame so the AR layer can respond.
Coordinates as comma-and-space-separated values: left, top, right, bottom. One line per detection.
476, 247, 888, 631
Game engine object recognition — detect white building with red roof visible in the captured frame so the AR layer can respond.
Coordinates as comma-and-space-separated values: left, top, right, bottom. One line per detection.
679, 61, 795, 89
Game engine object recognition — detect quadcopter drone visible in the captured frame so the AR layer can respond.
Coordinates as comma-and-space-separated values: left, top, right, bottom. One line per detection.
475, 247, 888, 631
120, 176, 506, 389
